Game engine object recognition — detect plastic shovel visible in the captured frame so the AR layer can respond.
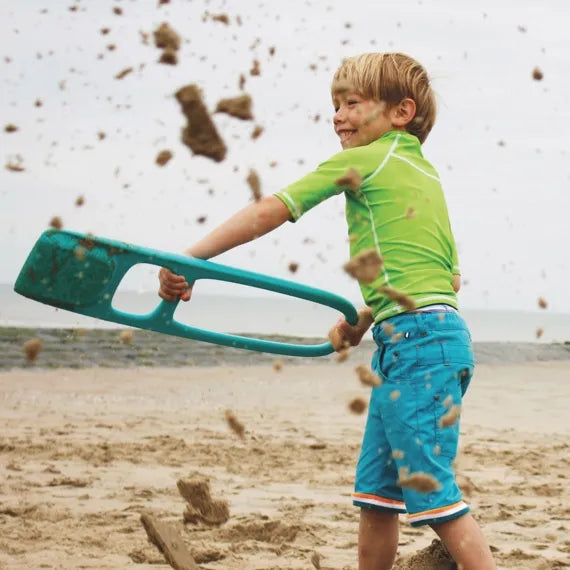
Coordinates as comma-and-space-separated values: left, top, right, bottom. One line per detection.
14, 230, 358, 357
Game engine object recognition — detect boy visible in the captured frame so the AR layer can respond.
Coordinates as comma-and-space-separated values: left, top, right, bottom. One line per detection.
159, 52, 495, 569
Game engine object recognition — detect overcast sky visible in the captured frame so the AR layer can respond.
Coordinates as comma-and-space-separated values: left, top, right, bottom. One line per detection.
1, 0, 569, 313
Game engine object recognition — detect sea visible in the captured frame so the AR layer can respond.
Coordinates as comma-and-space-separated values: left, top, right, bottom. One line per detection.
1, 284, 569, 370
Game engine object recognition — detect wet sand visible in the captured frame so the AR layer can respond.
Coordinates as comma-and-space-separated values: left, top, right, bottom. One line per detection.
0, 361, 569, 569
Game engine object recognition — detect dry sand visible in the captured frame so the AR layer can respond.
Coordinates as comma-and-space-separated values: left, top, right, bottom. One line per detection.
0, 361, 568, 569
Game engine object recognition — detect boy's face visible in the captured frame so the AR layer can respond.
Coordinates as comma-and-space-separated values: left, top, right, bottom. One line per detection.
333, 91, 393, 149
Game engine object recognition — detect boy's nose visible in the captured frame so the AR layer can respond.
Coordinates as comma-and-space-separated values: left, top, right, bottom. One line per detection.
333, 107, 345, 125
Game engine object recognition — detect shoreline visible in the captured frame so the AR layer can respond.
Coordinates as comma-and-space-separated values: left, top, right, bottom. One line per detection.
1, 326, 569, 371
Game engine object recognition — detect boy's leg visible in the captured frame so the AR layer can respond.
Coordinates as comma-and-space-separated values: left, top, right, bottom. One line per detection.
372, 311, 495, 568
353, 339, 407, 569
431, 512, 496, 570
358, 508, 399, 570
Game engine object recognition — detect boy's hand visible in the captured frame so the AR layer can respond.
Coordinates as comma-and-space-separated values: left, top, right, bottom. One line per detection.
158, 267, 193, 302
328, 308, 374, 351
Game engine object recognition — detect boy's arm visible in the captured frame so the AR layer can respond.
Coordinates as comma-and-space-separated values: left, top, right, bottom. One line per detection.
185, 195, 291, 258
158, 195, 291, 302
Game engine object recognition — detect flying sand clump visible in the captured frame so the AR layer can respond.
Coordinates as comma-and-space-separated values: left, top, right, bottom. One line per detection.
389, 389, 401, 401
379, 285, 416, 311
153, 21, 179, 47
115, 67, 133, 80
153, 22, 181, 65
251, 125, 264, 139
119, 330, 135, 345
381, 322, 395, 336
155, 150, 173, 166
175, 85, 227, 162
343, 249, 383, 283
224, 409, 245, 438
246, 169, 262, 201
398, 468, 442, 493
211, 13, 230, 25
439, 405, 461, 428
49, 216, 63, 230
355, 364, 382, 387
23, 338, 43, 362
250, 59, 261, 76
348, 397, 367, 415
391, 331, 404, 343
6, 157, 25, 172
336, 347, 350, 362
215, 94, 254, 120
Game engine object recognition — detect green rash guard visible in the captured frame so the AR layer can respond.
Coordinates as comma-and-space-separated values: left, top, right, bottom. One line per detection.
274, 130, 460, 323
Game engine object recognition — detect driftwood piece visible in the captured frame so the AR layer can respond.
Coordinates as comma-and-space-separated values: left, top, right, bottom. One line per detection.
140, 513, 199, 570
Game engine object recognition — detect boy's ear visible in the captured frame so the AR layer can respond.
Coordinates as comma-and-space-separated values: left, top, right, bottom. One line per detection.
390, 98, 416, 128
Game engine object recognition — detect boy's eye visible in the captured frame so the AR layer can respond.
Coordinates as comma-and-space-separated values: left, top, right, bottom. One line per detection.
347, 99, 358, 106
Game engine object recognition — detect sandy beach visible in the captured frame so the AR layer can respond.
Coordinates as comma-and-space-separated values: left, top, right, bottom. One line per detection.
0, 360, 569, 569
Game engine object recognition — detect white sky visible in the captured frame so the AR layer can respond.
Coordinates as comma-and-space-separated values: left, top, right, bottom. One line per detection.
1, 0, 569, 313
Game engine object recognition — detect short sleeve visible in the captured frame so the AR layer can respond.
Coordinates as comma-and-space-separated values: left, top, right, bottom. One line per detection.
274, 150, 355, 222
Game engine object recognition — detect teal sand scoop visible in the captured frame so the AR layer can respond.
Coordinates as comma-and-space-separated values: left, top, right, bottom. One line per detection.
14, 230, 358, 357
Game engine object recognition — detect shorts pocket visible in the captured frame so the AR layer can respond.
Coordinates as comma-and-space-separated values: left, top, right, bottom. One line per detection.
433, 372, 463, 459
371, 344, 387, 381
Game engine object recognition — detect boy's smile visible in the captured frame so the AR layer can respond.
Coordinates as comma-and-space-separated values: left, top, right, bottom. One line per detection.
333, 92, 394, 149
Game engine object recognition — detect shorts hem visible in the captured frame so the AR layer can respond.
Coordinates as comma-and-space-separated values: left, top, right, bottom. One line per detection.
409, 505, 470, 527
352, 492, 406, 514
353, 500, 407, 514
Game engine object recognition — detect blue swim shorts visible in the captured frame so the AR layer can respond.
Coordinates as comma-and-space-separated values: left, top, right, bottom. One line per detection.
352, 309, 474, 527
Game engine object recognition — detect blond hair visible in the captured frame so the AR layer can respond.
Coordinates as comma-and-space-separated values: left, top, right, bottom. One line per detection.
332, 53, 436, 143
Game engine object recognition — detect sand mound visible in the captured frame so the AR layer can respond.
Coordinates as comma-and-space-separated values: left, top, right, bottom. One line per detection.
177, 477, 229, 525
219, 518, 299, 543
394, 539, 456, 569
